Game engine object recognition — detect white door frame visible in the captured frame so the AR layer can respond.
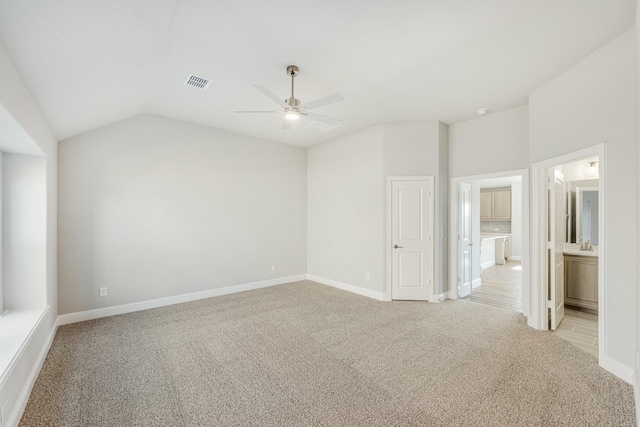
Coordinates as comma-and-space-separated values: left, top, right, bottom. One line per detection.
449, 169, 530, 317
385, 176, 435, 302
531, 144, 605, 363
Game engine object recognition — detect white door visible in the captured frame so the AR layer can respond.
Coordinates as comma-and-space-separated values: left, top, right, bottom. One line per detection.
458, 182, 473, 298
391, 179, 434, 301
548, 169, 565, 330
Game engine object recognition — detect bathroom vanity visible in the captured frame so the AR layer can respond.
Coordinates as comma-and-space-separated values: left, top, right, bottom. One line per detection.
563, 244, 598, 312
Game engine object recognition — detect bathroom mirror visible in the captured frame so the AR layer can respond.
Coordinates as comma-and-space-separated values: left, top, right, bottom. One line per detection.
575, 187, 598, 245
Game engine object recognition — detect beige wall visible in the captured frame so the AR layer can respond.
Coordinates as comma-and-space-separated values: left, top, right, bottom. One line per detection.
529, 28, 637, 370
308, 121, 448, 297
449, 105, 529, 178
307, 124, 385, 294
58, 114, 307, 314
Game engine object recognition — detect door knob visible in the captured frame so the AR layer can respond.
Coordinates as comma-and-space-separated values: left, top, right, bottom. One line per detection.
394, 244, 403, 249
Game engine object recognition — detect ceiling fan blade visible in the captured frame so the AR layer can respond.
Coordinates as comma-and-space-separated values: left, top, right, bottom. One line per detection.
252, 84, 289, 109
282, 120, 293, 130
302, 111, 342, 127
234, 110, 279, 113
300, 93, 344, 111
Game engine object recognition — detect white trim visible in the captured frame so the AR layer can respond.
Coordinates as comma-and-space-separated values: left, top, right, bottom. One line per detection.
438, 291, 453, 302
386, 176, 436, 302
601, 356, 634, 384
307, 274, 385, 301
0, 307, 50, 389
4, 309, 56, 427
472, 278, 482, 289
57, 275, 307, 326
510, 255, 522, 261
481, 260, 495, 270
449, 169, 529, 318
530, 144, 607, 364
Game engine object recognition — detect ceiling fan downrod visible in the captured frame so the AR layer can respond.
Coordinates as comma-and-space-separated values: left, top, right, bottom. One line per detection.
286, 65, 300, 109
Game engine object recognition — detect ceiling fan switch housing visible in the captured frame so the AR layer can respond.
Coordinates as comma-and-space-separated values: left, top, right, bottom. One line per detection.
286, 97, 300, 108
286, 65, 299, 77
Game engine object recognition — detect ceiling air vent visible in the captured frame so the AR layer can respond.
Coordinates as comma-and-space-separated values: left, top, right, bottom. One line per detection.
184, 74, 211, 90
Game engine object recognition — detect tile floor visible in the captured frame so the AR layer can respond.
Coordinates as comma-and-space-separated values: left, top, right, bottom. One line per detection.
552, 307, 598, 358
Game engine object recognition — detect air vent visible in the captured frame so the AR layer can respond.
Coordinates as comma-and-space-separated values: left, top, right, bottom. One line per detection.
184, 74, 211, 90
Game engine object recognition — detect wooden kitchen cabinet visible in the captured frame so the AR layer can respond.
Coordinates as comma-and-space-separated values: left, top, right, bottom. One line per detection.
480, 192, 492, 220
564, 255, 598, 312
480, 188, 511, 221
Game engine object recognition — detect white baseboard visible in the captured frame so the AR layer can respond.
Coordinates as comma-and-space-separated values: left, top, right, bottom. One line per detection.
481, 260, 495, 269
307, 274, 385, 301
438, 291, 453, 302
472, 278, 482, 289
57, 274, 307, 326
6, 310, 57, 427
510, 255, 522, 261
601, 355, 634, 384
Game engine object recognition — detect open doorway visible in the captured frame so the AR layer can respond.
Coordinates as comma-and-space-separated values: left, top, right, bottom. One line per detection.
471, 177, 523, 312
531, 144, 604, 364
544, 156, 600, 359
450, 169, 530, 317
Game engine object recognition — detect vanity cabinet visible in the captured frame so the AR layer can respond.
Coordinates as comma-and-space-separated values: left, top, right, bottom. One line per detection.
480, 188, 511, 221
564, 255, 598, 312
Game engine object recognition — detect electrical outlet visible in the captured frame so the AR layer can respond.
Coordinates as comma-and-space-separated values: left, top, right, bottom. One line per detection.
365, 273, 370, 281
99, 287, 108, 297
271, 265, 276, 272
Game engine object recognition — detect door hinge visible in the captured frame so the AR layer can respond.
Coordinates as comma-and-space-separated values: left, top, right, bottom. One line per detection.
546, 241, 553, 249
546, 300, 553, 309
547, 182, 555, 191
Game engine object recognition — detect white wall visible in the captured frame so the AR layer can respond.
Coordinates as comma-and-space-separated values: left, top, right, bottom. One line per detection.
307, 124, 385, 293
449, 105, 529, 178
58, 114, 307, 315
0, 43, 58, 427
4, 154, 47, 309
530, 28, 637, 371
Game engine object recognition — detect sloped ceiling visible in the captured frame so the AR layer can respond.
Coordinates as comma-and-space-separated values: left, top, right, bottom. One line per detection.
0, 0, 635, 147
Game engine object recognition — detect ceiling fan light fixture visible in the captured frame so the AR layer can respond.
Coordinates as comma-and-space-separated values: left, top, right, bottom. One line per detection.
285, 109, 300, 120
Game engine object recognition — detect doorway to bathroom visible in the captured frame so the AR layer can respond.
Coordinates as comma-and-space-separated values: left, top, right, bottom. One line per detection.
531, 145, 603, 362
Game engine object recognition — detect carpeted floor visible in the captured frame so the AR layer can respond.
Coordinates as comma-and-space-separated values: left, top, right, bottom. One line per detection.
20, 280, 635, 426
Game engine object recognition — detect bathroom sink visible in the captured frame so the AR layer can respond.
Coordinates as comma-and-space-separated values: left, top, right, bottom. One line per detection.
563, 244, 598, 257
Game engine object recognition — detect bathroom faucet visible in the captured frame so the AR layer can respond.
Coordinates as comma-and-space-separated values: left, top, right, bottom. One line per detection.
581, 240, 592, 251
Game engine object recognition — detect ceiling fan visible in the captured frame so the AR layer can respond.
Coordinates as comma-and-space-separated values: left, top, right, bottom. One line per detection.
235, 65, 344, 130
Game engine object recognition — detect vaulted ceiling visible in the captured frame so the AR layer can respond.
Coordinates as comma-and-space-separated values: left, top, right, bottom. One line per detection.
0, 1, 635, 147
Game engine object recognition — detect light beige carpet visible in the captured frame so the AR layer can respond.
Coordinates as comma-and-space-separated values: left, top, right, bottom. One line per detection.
20, 280, 635, 426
